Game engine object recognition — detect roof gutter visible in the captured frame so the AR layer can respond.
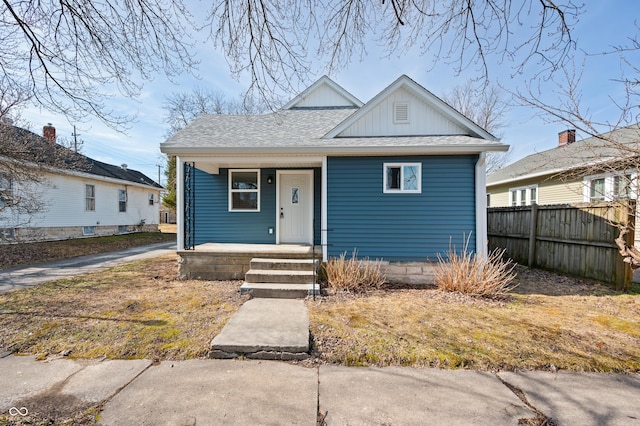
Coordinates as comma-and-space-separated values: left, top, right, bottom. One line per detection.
161, 144, 510, 156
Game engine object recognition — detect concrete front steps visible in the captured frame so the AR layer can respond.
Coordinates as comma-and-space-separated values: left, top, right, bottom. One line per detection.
240, 258, 320, 298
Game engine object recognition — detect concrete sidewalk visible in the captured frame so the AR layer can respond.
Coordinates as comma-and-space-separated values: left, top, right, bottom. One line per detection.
1, 355, 638, 425
0, 241, 176, 294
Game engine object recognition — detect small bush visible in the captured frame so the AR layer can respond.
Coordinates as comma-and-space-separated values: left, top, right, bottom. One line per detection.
435, 237, 517, 299
326, 250, 386, 293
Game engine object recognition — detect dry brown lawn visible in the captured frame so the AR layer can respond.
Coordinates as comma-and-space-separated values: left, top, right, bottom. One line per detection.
1, 253, 638, 373
307, 266, 640, 372
0, 232, 175, 270
0, 254, 247, 360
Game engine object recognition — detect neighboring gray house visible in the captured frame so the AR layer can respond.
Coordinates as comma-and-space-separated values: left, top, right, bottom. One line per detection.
161, 75, 508, 279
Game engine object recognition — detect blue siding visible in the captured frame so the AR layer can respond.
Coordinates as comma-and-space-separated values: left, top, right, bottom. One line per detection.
327, 155, 477, 261
192, 167, 321, 245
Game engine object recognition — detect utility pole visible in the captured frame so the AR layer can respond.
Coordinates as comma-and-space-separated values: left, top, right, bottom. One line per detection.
71, 125, 80, 152
157, 164, 161, 186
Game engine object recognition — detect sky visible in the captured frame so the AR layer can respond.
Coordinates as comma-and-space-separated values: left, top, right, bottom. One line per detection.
19, 1, 640, 186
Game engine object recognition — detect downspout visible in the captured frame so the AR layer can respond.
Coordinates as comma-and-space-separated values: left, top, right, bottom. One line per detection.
176, 156, 184, 250
475, 152, 488, 256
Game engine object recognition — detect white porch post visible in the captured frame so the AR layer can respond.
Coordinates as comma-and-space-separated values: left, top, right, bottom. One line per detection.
176, 156, 185, 250
475, 152, 487, 256
321, 156, 328, 261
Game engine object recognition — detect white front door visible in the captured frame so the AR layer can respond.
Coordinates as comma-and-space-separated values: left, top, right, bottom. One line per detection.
278, 171, 313, 244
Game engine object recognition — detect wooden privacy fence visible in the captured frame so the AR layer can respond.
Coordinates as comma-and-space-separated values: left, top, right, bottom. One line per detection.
487, 202, 635, 290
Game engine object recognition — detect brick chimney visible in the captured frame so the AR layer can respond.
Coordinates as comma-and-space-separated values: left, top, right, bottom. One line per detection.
43, 123, 56, 142
558, 129, 576, 147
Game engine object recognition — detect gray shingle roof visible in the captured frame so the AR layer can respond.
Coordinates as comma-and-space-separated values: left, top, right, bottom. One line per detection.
487, 124, 640, 186
1, 125, 162, 188
160, 108, 506, 155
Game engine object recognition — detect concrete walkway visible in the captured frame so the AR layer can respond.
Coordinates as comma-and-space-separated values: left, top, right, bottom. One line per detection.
1, 355, 638, 425
210, 298, 310, 360
0, 242, 176, 294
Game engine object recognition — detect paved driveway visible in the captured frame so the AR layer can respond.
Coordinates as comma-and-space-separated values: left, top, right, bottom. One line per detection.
0, 242, 175, 294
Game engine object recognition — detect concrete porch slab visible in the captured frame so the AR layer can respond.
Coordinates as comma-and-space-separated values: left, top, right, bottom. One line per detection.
210, 298, 309, 359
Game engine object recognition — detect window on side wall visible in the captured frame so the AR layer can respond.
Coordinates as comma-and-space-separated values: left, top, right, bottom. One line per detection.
509, 185, 538, 206
85, 184, 95, 211
383, 163, 421, 193
148, 193, 154, 206
229, 169, 260, 211
0, 175, 12, 208
584, 172, 636, 202
118, 189, 127, 212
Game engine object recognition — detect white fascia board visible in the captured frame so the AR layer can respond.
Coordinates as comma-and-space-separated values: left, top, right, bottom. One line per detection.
164, 144, 509, 157
282, 75, 363, 110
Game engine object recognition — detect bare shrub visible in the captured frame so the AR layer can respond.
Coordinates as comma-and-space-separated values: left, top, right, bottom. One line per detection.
326, 250, 386, 293
435, 237, 517, 299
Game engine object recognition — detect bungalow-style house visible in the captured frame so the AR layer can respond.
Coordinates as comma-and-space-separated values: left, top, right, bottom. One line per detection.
0, 124, 162, 242
487, 125, 640, 207
160, 75, 508, 286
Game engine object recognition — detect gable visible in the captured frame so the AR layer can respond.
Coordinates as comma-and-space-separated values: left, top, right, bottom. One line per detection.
283, 76, 362, 109
324, 75, 496, 141
332, 87, 468, 137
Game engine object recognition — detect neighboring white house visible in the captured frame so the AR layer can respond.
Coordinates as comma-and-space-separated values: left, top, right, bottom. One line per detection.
0, 124, 162, 242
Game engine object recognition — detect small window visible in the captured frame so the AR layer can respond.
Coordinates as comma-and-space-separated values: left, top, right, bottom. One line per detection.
148, 193, 154, 206
394, 102, 409, 124
0, 228, 16, 240
82, 226, 96, 236
383, 163, 422, 193
85, 184, 95, 211
118, 225, 129, 233
614, 175, 632, 200
118, 189, 127, 212
0, 175, 12, 208
229, 170, 260, 211
589, 178, 606, 202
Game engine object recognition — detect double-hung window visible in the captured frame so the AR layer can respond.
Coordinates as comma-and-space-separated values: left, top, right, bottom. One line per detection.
85, 184, 95, 211
148, 193, 154, 206
0, 175, 12, 208
584, 172, 636, 202
229, 170, 260, 211
383, 163, 422, 193
118, 189, 127, 212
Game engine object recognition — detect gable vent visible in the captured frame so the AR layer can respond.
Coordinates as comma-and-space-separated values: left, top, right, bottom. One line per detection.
394, 102, 409, 123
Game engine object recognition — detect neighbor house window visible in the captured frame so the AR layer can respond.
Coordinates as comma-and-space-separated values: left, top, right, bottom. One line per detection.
118, 189, 127, 212
82, 226, 96, 236
85, 184, 95, 211
229, 169, 260, 211
509, 185, 538, 206
584, 172, 636, 202
0, 175, 12, 208
148, 193, 154, 206
383, 163, 421, 193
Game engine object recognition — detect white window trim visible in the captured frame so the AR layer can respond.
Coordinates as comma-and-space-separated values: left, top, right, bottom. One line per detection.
82, 226, 96, 236
509, 184, 538, 206
85, 184, 95, 211
228, 169, 261, 212
118, 188, 127, 213
583, 171, 637, 202
383, 163, 422, 194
